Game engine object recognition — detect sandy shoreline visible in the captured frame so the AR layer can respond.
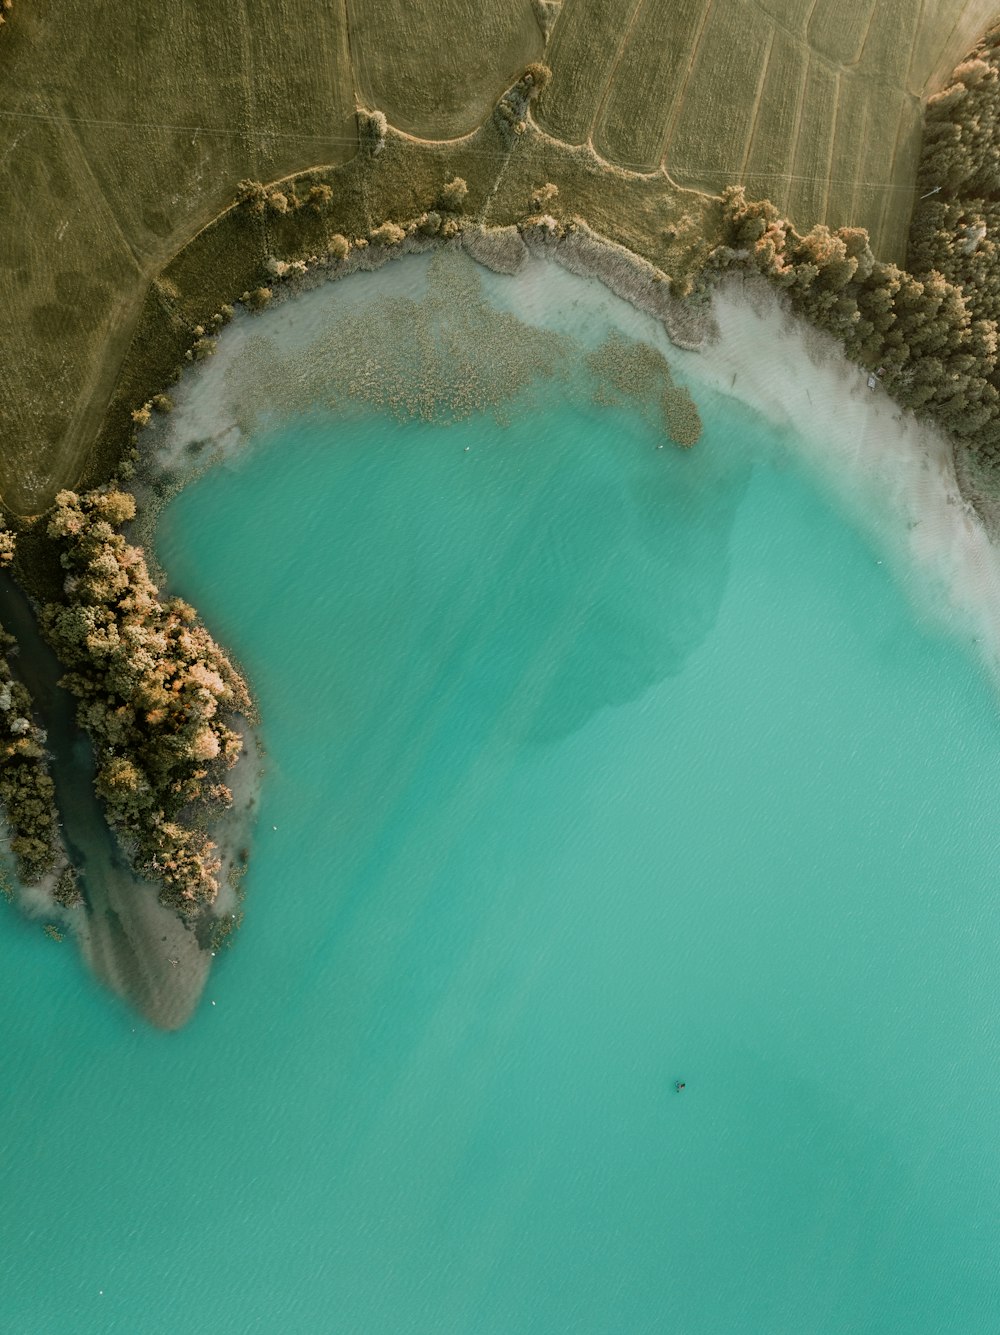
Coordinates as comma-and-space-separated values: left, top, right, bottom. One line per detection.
469, 249, 1000, 691
679, 276, 1000, 689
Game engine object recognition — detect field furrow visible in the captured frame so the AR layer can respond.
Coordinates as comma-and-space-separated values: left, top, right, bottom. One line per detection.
807, 0, 875, 67
784, 57, 838, 234
876, 95, 923, 259
592, 0, 710, 172
743, 27, 809, 213
824, 71, 869, 231
349, 0, 543, 140
534, 0, 641, 146
750, 0, 810, 34
849, 82, 909, 248
666, 1, 772, 191
247, 0, 355, 180
908, 0, 998, 94
856, 0, 920, 87
0, 114, 142, 512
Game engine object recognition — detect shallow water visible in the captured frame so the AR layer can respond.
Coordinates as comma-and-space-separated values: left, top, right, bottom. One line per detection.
5, 281, 1000, 1333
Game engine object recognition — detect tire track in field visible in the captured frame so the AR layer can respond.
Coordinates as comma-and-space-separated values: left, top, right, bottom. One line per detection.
659, 0, 716, 172
738, 27, 777, 181
586, 0, 649, 152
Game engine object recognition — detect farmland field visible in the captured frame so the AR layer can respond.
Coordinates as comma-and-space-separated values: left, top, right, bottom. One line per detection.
537, 0, 997, 247
0, 0, 995, 513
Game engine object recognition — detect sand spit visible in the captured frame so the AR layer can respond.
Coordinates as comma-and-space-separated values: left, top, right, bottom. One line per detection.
0, 522, 258, 1029
78, 871, 209, 1032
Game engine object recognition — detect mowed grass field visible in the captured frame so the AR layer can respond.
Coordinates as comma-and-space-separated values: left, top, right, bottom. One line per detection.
537, 0, 998, 255
0, 0, 993, 514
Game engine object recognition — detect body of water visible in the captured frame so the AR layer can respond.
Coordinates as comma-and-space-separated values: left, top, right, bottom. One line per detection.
3, 275, 1000, 1332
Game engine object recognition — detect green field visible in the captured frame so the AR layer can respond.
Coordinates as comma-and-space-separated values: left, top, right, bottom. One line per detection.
0, 0, 993, 514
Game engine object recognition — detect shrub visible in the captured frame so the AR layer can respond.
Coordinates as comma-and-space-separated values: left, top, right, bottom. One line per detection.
308, 183, 333, 211
267, 191, 289, 215
370, 221, 405, 247
246, 287, 272, 311
235, 179, 267, 215
496, 63, 553, 136
440, 176, 468, 210
522, 62, 552, 98
0, 579, 61, 887
530, 182, 558, 211
53, 867, 82, 908
42, 489, 252, 915
327, 233, 350, 260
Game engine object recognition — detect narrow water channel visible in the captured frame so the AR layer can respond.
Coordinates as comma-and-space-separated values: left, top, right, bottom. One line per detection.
0, 573, 211, 1027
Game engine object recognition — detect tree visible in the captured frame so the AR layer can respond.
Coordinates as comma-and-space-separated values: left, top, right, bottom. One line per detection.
308, 183, 333, 212
359, 108, 387, 156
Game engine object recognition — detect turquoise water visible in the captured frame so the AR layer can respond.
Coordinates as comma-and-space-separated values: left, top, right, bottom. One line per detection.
4, 359, 1000, 1332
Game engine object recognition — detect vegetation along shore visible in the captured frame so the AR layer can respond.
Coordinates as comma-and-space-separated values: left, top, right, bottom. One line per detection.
3, 4, 1000, 1024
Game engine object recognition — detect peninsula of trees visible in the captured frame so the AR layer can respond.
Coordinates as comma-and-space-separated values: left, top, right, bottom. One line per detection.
0, 518, 66, 892
42, 489, 251, 916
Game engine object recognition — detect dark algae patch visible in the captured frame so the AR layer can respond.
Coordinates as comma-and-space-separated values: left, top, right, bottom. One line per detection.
588, 331, 701, 448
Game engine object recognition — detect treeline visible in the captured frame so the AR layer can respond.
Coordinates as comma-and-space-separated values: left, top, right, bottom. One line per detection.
0, 519, 63, 889
708, 187, 1000, 459
42, 489, 252, 916
909, 22, 1000, 376
0, 628, 61, 887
